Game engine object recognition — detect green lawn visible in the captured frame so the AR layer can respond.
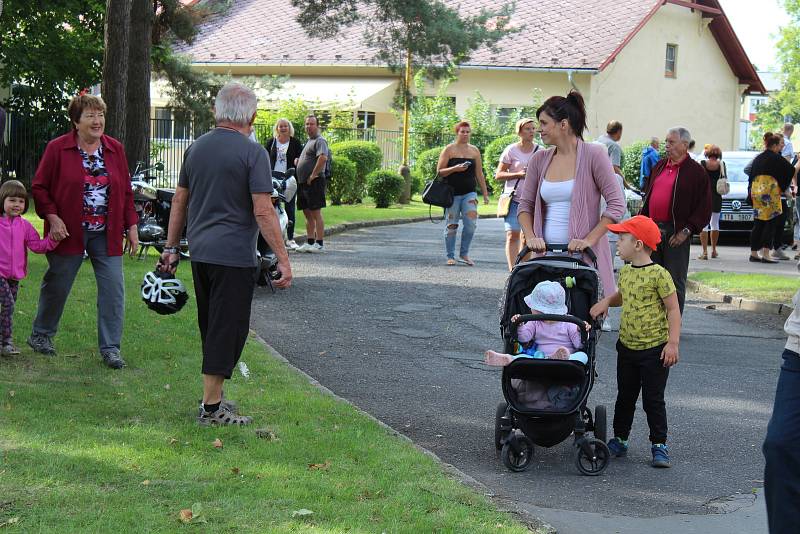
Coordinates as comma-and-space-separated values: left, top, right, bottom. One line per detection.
294, 196, 497, 232
689, 271, 800, 305
0, 213, 532, 532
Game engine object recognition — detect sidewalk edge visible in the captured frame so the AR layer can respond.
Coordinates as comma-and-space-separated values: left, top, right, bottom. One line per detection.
687, 279, 794, 317
251, 331, 555, 534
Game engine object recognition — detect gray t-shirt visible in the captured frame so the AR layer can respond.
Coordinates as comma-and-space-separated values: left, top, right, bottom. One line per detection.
178, 128, 272, 268
296, 134, 329, 184
597, 134, 622, 167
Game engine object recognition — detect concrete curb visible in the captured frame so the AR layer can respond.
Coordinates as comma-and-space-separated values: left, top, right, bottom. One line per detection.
250, 331, 555, 534
687, 279, 794, 317
295, 213, 499, 241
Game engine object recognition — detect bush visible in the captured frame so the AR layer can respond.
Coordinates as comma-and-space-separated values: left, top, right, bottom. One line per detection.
327, 156, 357, 206
413, 146, 445, 185
366, 170, 405, 208
622, 140, 666, 189
329, 141, 383, 203
483, 134, 521, 188
410, 171, 425, 196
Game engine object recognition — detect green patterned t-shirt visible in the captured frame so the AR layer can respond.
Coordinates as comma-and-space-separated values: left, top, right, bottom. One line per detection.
618, 263, 676, 350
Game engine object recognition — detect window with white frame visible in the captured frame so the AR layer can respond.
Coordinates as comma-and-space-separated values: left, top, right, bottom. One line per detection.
665, 44, 677, 78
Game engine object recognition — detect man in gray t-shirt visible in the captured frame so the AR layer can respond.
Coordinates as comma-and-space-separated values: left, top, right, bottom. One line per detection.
295, 115, 329, 253
597, 120, 623, 175
159, 82, 292, 427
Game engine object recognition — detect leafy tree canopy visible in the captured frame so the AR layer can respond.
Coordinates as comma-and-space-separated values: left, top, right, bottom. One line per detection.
0, 0, 105, 114
290, 0, 517, 77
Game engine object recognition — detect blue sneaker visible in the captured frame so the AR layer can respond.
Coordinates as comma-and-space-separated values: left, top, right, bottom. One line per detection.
607, 437, 628, 457
651, 443, 671, 468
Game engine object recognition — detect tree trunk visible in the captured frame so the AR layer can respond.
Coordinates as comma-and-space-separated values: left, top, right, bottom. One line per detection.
101, 0, 132, 143
124, 0, 153, 171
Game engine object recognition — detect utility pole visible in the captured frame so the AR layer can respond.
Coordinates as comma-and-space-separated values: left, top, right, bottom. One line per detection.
398, 47, 413, 203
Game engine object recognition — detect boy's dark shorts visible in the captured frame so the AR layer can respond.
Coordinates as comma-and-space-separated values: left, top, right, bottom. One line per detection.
297, 177, 326, 211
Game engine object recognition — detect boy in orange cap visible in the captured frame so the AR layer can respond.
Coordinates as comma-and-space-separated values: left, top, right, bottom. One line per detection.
590, 215, 682, 468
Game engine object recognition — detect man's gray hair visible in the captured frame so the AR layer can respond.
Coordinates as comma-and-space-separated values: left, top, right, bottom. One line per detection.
784, 122, 794, 134
214, 82, 257, 126
650, 136, 659, 146
667, 127, 691, 144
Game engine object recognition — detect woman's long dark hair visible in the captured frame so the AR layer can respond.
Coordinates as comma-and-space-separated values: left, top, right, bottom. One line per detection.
536, 90, 587, 139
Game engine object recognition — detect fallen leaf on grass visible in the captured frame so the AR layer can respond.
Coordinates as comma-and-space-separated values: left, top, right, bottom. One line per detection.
168, 438, 178, 445
0, 517, 19, 527
8, 391, 14, 398
164, 384, 170, 390
231, 467, 240, 475
308, 461, 330, 471
291, 509, 314, 518
254, 428, 279, 441
212, 438, 223, 449
178, 509, 193, 523
141, 480, 150, 486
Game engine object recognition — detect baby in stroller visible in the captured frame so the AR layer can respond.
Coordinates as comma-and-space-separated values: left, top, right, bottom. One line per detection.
485, 281, 590, 410
485, 280, 590, 367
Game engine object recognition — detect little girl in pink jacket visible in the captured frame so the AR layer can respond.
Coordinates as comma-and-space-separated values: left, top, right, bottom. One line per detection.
0, 180, 59, 355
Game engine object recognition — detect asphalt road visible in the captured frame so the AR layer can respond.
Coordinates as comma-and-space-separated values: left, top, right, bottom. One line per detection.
250, 218, 790, 533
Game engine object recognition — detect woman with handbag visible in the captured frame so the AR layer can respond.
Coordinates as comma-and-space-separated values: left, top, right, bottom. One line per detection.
495, 118, 539, 270
436, 121, 490, 266
698, 144, 726, 260
516, 91, 625, 296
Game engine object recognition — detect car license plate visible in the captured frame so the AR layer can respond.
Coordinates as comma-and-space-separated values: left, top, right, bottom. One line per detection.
721, 212, 753, 222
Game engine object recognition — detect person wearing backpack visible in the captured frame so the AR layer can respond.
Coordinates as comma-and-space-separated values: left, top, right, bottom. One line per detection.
697, 145, 726, 260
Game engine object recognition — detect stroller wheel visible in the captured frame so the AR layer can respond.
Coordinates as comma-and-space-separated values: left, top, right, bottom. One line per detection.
593, 405, 608, 443
575, 438, 610, 476
501, 433, 534, 472
494, 402, 511, 450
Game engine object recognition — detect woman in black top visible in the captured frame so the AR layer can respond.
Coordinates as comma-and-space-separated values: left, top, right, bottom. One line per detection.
746, 132, 795, 263
698, 144, 724, 260
436, 121, 490, 266
265, 118, 304, 250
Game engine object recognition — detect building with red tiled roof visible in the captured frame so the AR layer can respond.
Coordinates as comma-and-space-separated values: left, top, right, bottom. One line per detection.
158, 0, 764, 151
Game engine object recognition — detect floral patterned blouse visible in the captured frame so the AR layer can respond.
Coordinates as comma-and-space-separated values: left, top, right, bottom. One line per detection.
78, 145, 110, 231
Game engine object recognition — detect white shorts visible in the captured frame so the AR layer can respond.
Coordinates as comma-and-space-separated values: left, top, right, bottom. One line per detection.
704, 212, 720, 231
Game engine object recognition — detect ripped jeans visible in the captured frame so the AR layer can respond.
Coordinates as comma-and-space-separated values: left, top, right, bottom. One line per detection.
444, 191, 478, 259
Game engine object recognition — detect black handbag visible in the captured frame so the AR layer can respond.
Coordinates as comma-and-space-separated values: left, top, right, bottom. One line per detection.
422, 175, 454, 208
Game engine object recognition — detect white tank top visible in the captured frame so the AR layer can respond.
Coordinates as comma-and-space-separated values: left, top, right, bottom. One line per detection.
541, 179, 574, 245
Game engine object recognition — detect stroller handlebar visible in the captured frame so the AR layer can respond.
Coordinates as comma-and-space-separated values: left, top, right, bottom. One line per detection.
515, 244, 597, 267
511, 313, 591, 348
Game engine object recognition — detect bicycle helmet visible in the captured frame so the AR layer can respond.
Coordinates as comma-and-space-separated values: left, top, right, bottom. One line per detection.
141, 270, 189, 315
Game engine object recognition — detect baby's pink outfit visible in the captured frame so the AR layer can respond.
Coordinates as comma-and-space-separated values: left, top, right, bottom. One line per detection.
517, 320, 582, 354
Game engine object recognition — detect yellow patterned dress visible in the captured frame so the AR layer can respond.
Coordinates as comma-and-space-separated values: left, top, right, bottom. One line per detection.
751, 174, 783, 221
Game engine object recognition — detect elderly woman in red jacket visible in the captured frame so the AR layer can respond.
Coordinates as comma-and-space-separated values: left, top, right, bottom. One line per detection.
27, 94, 139, 369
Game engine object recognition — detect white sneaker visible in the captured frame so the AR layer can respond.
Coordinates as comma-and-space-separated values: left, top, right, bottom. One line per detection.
285, 239, 299, 251
296, 243, 313, 253
307, 243, 324, 253
771, 249, 790, 260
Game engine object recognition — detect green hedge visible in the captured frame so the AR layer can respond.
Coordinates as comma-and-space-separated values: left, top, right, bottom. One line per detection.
328, 156, 357, 206
621, 140, 666, 189
482, 134, 519, 184
329, 141, 383, 203
413, 146, 445, 186
366, 170, 405, 208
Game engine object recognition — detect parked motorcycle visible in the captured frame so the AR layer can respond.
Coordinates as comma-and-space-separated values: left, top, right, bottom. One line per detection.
130, 161, 190, 259
256, 169, 297, 290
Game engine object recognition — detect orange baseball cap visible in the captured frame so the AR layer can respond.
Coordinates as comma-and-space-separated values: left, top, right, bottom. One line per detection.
606, 215, 662, 250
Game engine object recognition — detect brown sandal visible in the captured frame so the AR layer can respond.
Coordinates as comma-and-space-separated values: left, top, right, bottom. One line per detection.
697, 253, 708, 260
446, 258, 456, 266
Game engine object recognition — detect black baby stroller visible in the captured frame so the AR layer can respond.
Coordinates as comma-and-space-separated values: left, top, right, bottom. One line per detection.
493, 244, 609, 476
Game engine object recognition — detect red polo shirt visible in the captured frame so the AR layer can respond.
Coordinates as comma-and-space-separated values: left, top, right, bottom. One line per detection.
648, 155, 687, 223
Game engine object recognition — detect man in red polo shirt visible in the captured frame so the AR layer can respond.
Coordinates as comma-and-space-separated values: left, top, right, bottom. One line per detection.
640, 127, 711, 313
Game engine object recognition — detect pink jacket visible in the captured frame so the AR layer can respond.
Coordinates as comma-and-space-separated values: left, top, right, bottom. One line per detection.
516, 139, 626, 295
0, 216, 58, 280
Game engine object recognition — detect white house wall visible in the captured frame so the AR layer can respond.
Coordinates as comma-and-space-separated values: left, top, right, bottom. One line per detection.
589, 3, 745, 150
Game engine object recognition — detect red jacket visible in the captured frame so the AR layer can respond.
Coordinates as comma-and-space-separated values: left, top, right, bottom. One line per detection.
32, 131, 138, 256
640, 155, 712, 235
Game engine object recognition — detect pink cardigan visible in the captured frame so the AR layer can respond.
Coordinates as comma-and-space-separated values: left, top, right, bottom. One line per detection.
0, 215, 58, 280
516, 139, 626, 295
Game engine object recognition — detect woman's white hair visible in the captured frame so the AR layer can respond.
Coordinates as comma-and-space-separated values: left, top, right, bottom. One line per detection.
273, 118, 295, 138
667, 127, 691, 144
214, 82, 258, 126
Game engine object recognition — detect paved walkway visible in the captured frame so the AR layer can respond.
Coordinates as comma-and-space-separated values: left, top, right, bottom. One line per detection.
251, 219, 788, 534
688, 240, 798, 276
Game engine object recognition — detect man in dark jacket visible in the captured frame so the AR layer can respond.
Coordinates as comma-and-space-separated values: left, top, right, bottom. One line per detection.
640, 127, 711, 313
